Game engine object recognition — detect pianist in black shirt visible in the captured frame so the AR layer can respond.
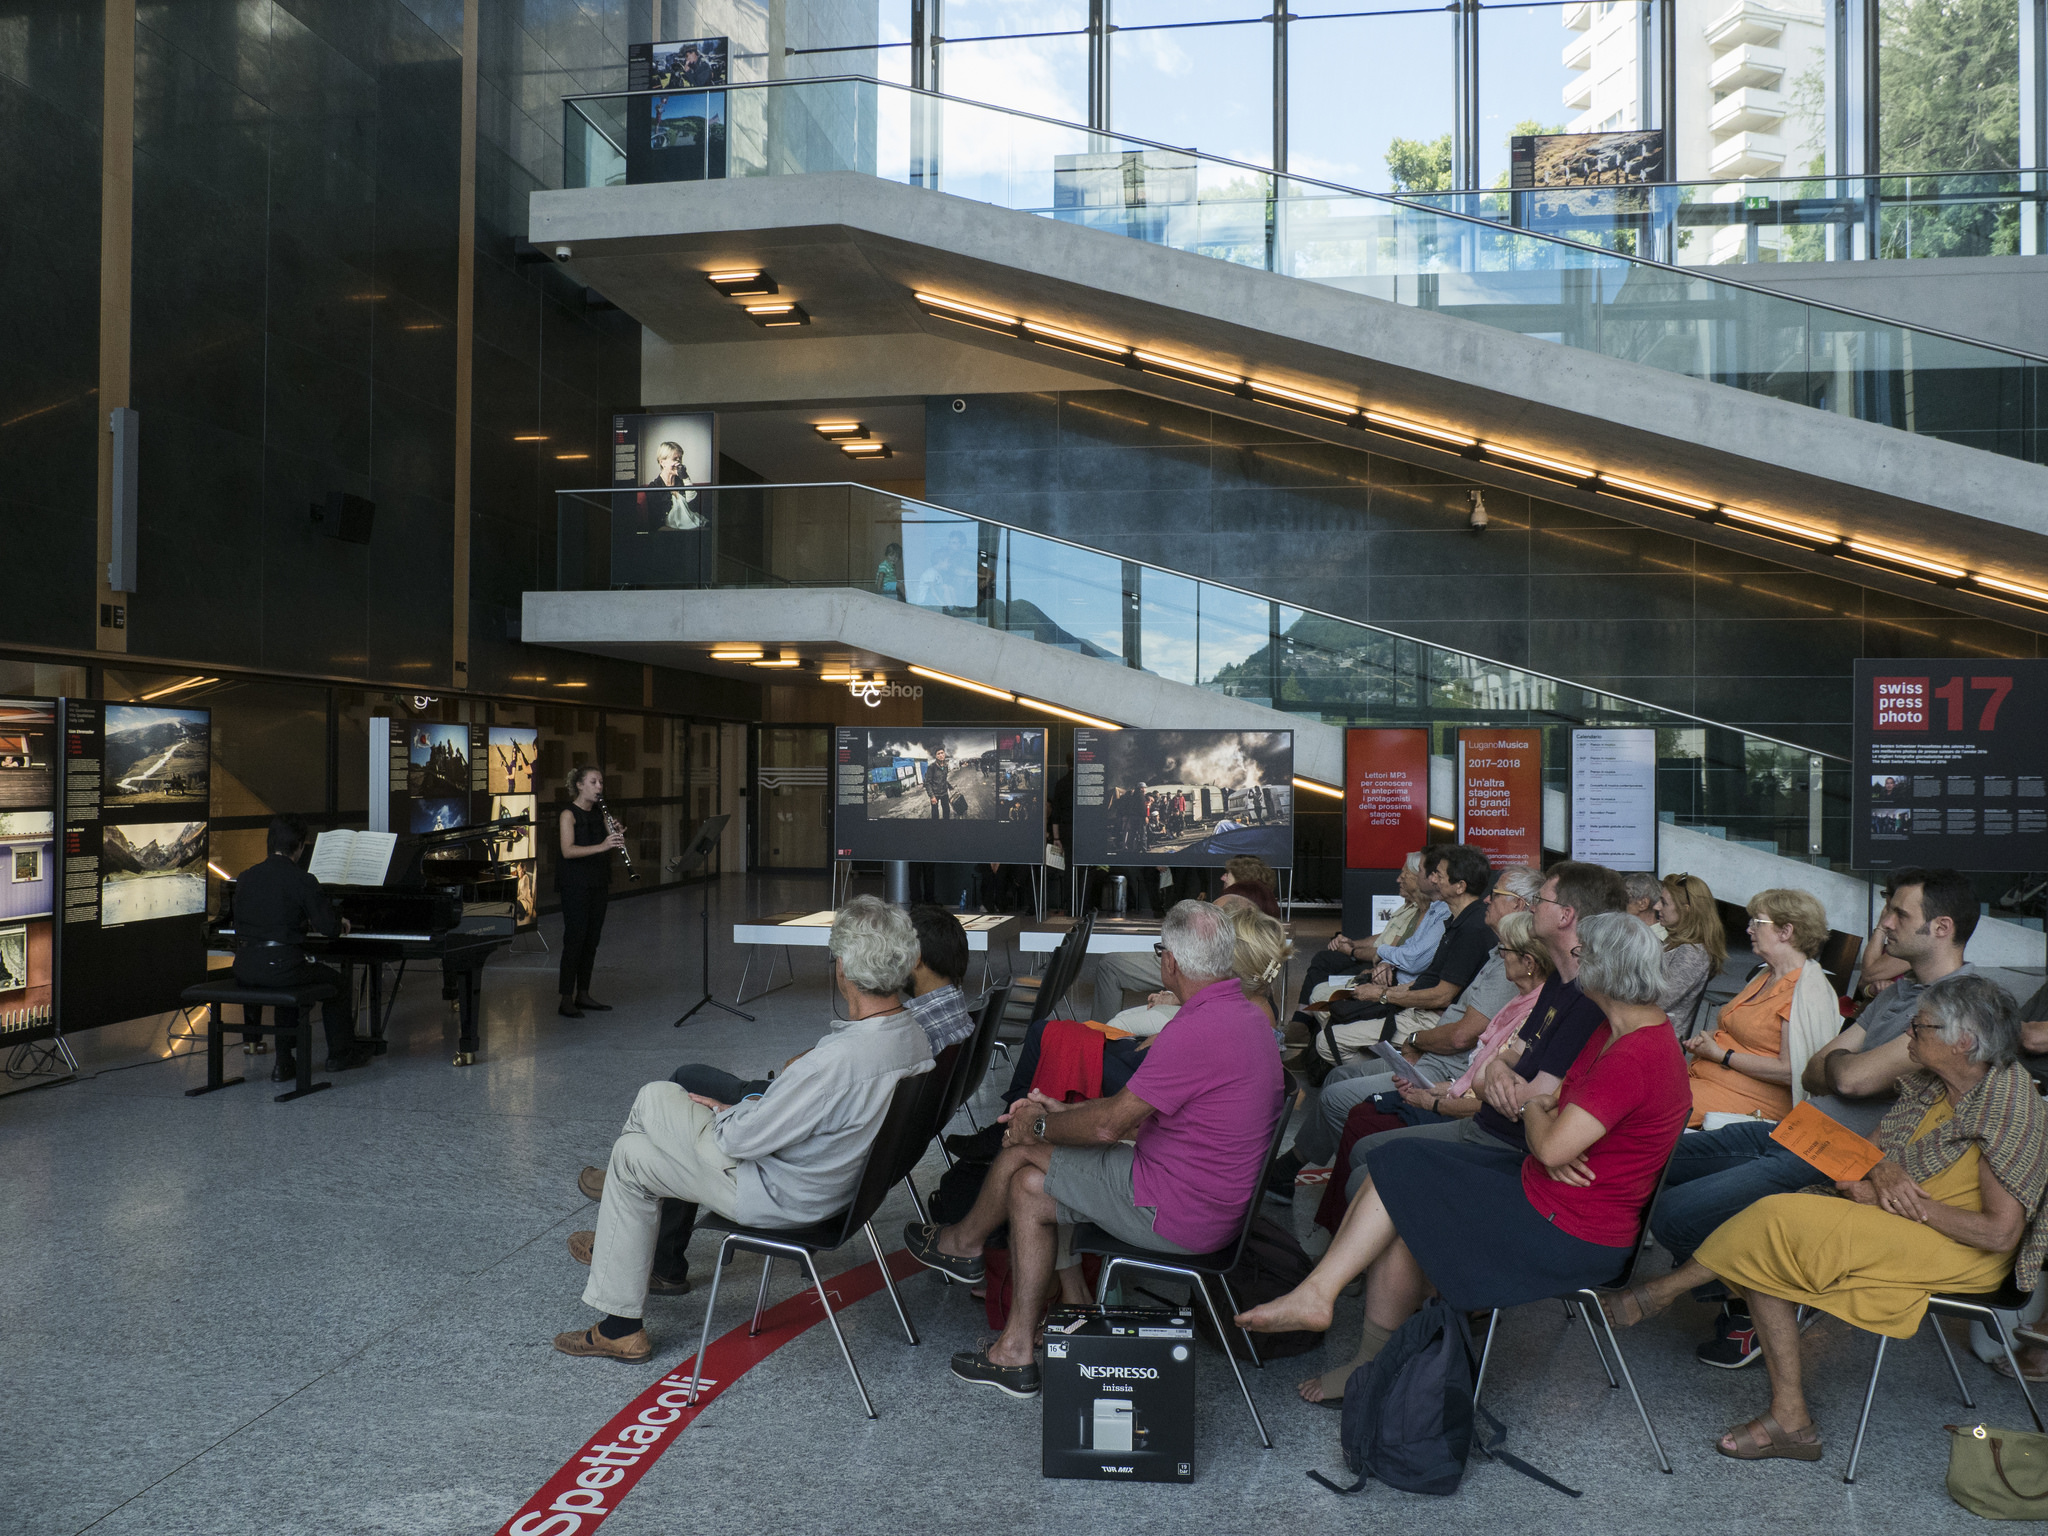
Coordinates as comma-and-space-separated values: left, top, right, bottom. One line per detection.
232, 815, 374, 1077
558, 765, 624, 1018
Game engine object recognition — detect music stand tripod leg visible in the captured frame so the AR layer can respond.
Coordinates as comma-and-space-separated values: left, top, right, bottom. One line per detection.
676, 883, 754, 1026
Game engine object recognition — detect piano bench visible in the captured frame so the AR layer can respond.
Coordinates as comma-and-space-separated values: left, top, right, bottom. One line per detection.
180, 979, 338, 1104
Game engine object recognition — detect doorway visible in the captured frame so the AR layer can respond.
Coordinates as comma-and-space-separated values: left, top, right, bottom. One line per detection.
752, 725, 831, 871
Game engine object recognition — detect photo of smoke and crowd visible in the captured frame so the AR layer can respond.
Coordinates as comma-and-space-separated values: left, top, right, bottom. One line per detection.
1073, 728, 1293, 868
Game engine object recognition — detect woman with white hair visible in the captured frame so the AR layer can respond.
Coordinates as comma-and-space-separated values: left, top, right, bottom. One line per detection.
1235, 913, 1689, 1379
1683, 973, 2048, 1463
1293, 850, 1440, 1013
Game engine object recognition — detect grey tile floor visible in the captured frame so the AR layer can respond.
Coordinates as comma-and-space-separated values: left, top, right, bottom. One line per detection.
0, 876, 2019, 1534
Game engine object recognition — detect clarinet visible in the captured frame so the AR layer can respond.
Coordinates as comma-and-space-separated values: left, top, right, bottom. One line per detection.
597, 796, 640, 881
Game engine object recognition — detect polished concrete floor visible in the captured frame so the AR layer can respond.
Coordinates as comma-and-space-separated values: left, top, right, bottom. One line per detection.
0, 876, 2021, 1534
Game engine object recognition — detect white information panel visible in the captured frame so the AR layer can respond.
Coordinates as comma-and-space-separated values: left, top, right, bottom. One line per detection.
1570, 728, 1658, 872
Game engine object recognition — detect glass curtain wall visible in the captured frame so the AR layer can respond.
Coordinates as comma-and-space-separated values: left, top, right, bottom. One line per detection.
744, 0, 2037, 228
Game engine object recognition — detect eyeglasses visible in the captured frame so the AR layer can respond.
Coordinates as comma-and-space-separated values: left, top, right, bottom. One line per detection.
1532, 895, 1570, 911
1152, 942, 1165, 958
1908, 1018, 1941, 1037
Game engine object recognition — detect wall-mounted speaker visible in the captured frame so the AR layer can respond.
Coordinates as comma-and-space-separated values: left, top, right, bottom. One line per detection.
311, 491, 375, 544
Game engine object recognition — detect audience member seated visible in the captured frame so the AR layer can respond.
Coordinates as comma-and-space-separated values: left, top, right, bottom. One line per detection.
905, 900, 1285, 1399
551, 898, 933, 1362
1611, 867, 1981, 1368
1654, 872, 1725, 1032
1311, 909, 1554, 1227
1623, 871, 1668, 938
1087, 854, 1275, 1021
1312, 844, 1496, 1064
1681, 887, 1837, 1127
1267, 864, 1539, 1193
1034, 897, 1295, 1104
1236, 913, 1689, 1403
1294, 851, 1440, 1014
1680, 975, 2048, 1463
903, 904, 976, 1052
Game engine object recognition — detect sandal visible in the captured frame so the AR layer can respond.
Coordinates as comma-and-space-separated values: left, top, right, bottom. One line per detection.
1716, 1413, 1822, 1462
1603, 1286, 1655, 1329
1991, 1353, 2048, 1384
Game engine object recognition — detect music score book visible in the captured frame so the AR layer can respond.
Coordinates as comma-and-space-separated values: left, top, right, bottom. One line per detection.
1768, 1099, 1885, 1183
308, 829, 399, 888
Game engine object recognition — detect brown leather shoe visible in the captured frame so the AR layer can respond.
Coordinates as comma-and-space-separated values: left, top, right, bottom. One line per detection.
566, 1230, 690, 1294
578, 1165, 605, 1202
553, 1325, 652, 1362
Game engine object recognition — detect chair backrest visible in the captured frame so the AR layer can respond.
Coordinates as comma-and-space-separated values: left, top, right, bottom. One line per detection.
1030, 904, 1098, 1026
1818, 928, 1863, 997
1602, 1135, 1686, 1292
941, 985, 1010, 1125
1202, 1082, 1297, 1271
828, 1072, 938, 1247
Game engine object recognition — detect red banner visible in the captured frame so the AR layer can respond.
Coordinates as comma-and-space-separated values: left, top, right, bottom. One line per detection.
1345, 728, 1429, 869
1457, 729, 1543, 870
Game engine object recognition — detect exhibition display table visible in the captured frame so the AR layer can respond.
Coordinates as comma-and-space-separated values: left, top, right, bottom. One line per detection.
730, 910, 1019, 1003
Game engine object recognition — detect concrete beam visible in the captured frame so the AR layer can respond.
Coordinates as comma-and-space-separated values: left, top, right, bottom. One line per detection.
532, 172, 2048, 591
520, 584, 1346, 786
642, 328, 1099, 407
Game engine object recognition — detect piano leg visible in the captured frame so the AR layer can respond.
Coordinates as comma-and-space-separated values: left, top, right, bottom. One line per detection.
449, 960, 481, 1066
367, 962, 388, 1055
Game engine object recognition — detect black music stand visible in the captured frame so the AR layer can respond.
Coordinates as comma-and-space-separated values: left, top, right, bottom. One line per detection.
673, 815, 751, 1026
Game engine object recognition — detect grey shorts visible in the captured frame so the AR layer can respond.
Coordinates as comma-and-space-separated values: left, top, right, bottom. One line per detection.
1044, 1143, 1197, 1256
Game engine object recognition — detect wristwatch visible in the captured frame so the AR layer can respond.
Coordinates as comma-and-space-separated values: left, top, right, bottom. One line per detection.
1034, 1116, 1048, 1142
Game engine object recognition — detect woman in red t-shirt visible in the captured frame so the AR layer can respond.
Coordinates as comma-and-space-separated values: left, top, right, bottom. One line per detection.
1235, 912, 1690, 1399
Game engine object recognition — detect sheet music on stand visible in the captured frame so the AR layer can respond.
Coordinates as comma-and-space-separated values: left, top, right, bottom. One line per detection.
308, 829, 399, 887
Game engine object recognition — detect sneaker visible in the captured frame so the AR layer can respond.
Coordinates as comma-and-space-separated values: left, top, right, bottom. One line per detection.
950, 1347, 1041, 1398
1696, 1308, 1762, 1369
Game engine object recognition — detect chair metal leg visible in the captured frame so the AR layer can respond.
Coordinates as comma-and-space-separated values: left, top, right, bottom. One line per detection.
1844, 1333, 1888, 1484
868, 1222, 919, 1345
802, 1248, 877, 1419
685, 1235, 736, 1405
1472, 1309, 1501, 1409
1577, 1298, 1619, 1388
1983, 1313, 2047, 1432
1929, 1316, 1975, 1408
901, 1173, 931, 1228
1187, 1273, 1271, 1449
1095, 1256, 1124, 1305
1215, 1273, 1264, 1369
1585, 1289, 1671, 1474
748, 1256, 774, 1337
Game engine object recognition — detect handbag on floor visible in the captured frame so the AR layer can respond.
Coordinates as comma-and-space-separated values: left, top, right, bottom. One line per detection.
1947, 1423, 2048, 1518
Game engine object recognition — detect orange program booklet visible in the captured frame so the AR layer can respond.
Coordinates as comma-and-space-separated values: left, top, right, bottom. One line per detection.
1769, 1100, 1885, 1183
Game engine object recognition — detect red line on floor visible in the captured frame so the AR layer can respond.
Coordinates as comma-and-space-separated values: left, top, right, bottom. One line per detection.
495, 1248, 925, 1536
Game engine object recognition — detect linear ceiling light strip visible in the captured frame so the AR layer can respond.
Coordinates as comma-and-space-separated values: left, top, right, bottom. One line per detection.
916, 291, 2046, 613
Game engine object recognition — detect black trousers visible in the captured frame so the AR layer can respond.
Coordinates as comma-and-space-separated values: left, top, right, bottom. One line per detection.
231, 952, 350, 1058
929, 793, 951, 819
651, 1063, 773, 1280
558, 881, 609, 997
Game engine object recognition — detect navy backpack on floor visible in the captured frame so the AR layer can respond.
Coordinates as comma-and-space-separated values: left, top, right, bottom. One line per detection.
1308, 1298, 1580, 1499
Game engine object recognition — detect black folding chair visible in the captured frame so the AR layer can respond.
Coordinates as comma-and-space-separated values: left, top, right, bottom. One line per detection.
1069, 1091, 1295, 1449
1844, 1276, 2045, 1483
897, 1037, 965, 1224
938, 985, 1012, 1141
684, 1068, 947, 1419
1472, 1148, 1682, 1474
1000, 877, 1096, 1053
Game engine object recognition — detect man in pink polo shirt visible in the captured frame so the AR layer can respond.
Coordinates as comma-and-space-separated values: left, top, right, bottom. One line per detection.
905, 900, 1285, 1398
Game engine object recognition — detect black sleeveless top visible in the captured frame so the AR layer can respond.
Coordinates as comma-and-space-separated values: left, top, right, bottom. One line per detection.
557, 802, 613, 890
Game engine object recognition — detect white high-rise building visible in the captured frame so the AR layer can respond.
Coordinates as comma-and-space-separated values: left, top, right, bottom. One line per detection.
1562, 0, 1827, 259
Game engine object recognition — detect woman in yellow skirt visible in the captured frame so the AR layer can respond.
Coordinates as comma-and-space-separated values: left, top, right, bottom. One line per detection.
1692, 973, 2048, 1462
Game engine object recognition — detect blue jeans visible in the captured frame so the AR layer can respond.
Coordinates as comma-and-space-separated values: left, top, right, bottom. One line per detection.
1649, 1120, 1824, 1263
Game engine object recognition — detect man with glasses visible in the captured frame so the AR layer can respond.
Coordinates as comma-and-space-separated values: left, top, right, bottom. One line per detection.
1618, 866, 1987, 1368
1268, 862, 1545, 1196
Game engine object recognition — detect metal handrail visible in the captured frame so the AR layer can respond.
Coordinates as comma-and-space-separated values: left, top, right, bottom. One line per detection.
559, 75, 2048, 363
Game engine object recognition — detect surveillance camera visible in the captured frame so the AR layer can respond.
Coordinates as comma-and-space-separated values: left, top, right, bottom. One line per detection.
951, 398, 968, 414
554, 245, 573, 260
1467, 489, 1488, 530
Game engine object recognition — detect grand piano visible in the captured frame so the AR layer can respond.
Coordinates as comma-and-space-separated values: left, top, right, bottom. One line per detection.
213, 817, 525, 1066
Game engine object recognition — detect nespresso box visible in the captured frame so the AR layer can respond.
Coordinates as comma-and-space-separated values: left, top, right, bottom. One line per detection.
1041, 1305, 1196, 1483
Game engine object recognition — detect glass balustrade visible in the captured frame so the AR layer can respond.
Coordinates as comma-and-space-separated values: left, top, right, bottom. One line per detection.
555, 482, 1850, 865
561, 77, 2045, 466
